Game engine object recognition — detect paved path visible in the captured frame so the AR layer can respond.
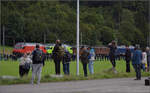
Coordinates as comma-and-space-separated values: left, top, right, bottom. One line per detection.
0, 77, 150, 93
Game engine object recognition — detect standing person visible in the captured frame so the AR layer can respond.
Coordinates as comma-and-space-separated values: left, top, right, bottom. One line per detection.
31, 44, 45, 85
142, 49, 147, 72
108, 41, 117, 73
80, 46, 90, 77
146, 47, 150, 72
19, 53, 32, 77
62, 46, 71, 75
132, 45, 142, 80
88, 47, 95, 74
125, 45, 131, 73
52, 40, 64, 75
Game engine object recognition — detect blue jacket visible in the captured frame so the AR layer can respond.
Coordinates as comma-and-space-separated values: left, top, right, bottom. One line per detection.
90, 48, 95, 57
132, 50, 142, 64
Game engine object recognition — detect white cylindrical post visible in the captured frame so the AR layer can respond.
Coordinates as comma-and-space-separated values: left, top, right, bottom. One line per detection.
76, 0, 80, 76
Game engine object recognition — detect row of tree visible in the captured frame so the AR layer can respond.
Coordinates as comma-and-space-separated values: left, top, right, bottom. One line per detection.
1, 1, 150, 47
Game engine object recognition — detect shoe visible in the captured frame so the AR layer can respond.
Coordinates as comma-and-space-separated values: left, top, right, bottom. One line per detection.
138, 78, 141, 80
134, 78, 141, 80
84, 75, 88, 77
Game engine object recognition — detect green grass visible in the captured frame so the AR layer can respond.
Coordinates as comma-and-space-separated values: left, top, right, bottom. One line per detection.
0, 59, 150, 85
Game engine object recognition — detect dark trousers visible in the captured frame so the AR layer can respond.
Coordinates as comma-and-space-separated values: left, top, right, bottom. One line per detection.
148, 60, 150, 71
19, 65, 30, 77
133, 64, 141, 79
63, 63, 70, 75
54, 60, 61, 75
126, 60, 130, 72
82, 63, 87, 77
110, 58, 116, 68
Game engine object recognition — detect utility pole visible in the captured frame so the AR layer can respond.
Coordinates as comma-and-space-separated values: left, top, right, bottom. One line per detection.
76, 0, 80, 76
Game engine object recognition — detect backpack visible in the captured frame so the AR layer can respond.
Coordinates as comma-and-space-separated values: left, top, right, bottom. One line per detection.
33, 49, 43, 63
81, 50, 89, 63
64, 51, 71, 62
57, 46, 64, 57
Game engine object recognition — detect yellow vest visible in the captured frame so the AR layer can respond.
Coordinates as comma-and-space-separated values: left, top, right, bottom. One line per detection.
46, 46, 54, 54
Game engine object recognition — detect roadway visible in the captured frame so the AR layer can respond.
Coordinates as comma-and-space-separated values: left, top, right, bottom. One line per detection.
0, 77, 150, 93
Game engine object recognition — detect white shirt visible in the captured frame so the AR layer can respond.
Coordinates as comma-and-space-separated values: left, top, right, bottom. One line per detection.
142, 52, 147, 64
19, 56, 32, 66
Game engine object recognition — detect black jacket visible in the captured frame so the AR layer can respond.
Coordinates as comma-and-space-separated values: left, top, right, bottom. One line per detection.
32, 49, 45, 65
125, 49, 131, 62
63, 51, 71, 64
108, 45, 117, 59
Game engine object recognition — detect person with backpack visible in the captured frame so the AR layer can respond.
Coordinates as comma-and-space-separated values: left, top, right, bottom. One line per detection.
19, 53, 32, 77
62, 46, 71, 75
52, 40, 64, 75
80, 46, 90, 77
31, 44, 45, 85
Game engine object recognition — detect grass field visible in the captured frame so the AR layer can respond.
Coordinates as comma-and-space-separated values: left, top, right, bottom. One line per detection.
0, 60, 135, 77
0, 59, 150, 85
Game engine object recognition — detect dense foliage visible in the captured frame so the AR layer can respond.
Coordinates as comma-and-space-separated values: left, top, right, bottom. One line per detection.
1, 1, 150, 47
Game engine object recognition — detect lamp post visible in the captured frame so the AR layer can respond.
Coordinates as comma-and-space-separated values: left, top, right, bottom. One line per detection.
76, 0, 80, 76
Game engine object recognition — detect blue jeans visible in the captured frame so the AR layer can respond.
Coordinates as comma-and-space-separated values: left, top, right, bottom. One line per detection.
142, 63, 145, 71
63, 63, 70, 75
88, 60, 94, 74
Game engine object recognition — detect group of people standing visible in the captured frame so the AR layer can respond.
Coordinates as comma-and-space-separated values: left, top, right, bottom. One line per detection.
18, 40, 150, 85
80, 46, 96, 77
130, 46, 150, 80
19, 44, 46, 85
18, 40, 96, 84
52, 40, 96, 77
108, 41, 150, 80
52, 40, 72, 75
19, 40, 72, 84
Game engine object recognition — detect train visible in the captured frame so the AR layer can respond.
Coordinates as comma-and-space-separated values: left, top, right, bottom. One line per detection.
12, 42, 135, 58
12, 43, 47, 57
